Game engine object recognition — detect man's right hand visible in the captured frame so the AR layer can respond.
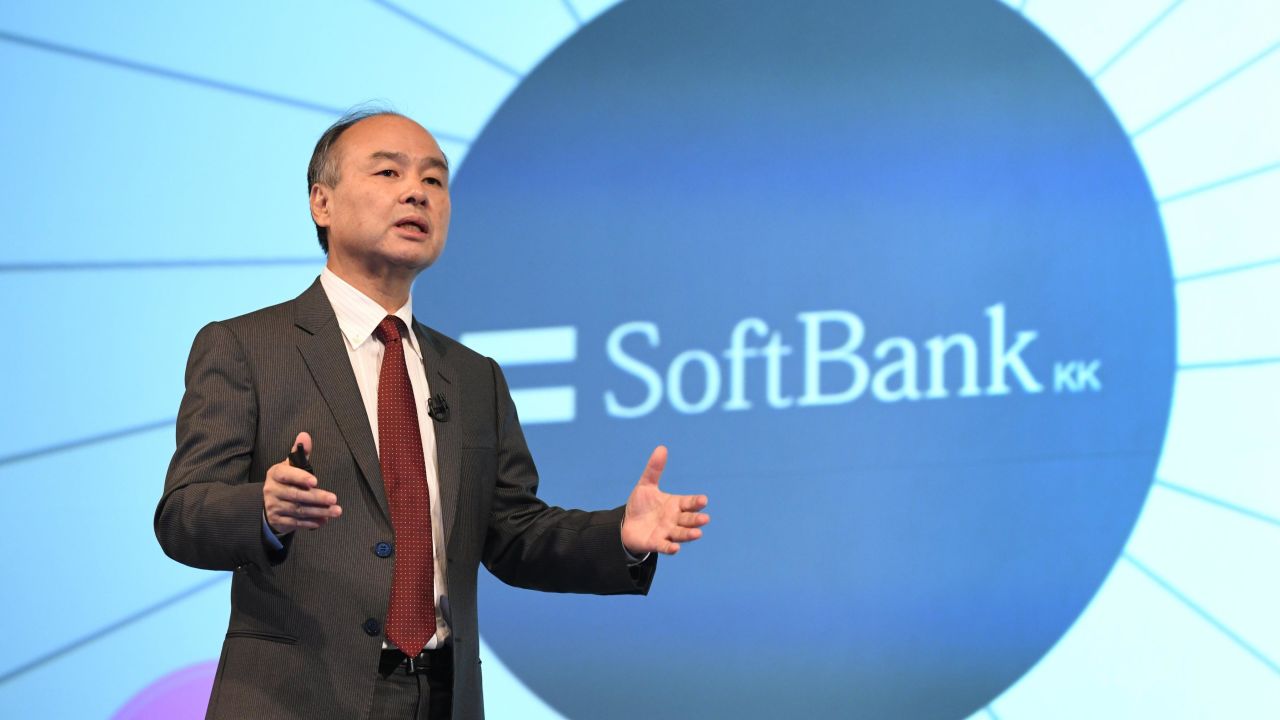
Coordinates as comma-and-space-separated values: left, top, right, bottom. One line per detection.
264, 431, 341, 534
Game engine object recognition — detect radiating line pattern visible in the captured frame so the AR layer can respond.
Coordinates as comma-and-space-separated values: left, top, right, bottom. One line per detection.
1176, 254, 1280, 284
560, 0, 583, 26
1179, 356, 1280, 371
0, 418, 175, 468
0, 257, 323, 273
0, 28, 472, 144
0, 574, 230, 686
1000, 1, 1280, 716
1129, 39, 1280, 138
368, 0, 525, 78
1089, 3, 1279, 701
1155, 479, 1280, 529
1090, 0, 1185, 80
1159, 161, 1280, 205
0, 29, 345, 117
0, 3, 542, 714
1123, 554, 1280, 675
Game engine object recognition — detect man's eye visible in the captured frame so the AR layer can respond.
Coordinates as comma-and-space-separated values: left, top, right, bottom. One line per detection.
377, 169, 398, 177
425, 177, 443, 186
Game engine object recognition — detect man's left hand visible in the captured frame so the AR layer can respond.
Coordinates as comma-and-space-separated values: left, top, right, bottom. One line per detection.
621, 446, 709, 556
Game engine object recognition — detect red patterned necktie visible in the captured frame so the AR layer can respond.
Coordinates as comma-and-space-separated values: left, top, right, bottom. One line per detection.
373, 315, 436, 655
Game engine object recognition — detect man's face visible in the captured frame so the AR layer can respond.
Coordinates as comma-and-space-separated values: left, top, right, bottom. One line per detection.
311, 115, 451, 276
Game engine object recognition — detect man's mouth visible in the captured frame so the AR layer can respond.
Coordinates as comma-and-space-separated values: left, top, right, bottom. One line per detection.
396, 218, 429, 235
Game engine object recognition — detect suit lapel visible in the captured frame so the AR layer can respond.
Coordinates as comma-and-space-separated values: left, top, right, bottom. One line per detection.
293, 279, 391, 524
414, 321, 462, 550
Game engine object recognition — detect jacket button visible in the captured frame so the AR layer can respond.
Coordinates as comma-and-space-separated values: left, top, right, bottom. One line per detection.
374, 541, 394, 558
363, 618, 382, 637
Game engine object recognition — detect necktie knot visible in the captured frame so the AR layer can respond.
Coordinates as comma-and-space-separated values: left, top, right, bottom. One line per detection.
374, 315, 406, 345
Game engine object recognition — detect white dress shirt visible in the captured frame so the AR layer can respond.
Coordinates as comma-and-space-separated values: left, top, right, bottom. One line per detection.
266, 268, 451, 649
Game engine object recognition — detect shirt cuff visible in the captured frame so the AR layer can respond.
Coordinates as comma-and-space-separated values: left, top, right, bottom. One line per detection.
262, 512, 286, 551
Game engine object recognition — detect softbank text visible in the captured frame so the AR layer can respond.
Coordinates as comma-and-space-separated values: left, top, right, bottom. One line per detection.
604, 303, 1096, 418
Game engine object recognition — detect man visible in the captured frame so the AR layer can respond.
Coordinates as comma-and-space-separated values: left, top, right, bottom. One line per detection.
155, 110, 710, 720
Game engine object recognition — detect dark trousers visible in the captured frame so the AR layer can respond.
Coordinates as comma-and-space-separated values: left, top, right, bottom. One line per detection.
370, 654, 453, 719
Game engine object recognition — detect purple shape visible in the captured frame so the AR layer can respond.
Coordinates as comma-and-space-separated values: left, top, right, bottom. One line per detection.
113, 660, 218, 720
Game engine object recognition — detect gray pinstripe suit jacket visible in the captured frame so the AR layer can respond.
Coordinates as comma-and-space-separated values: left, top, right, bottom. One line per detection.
155, 279, 656, 719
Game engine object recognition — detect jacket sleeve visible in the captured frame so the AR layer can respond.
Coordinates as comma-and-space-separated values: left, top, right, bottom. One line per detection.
480, 358, 656, 594
154, 321, 284, 571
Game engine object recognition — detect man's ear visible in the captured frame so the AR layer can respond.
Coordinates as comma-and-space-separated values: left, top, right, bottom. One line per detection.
310, 184, 331, 230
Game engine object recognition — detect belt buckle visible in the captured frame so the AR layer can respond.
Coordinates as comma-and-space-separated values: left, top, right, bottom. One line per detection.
403, 653, 420, 674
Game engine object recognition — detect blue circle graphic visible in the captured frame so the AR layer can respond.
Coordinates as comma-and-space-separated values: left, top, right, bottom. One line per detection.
419, 0, 1175, 716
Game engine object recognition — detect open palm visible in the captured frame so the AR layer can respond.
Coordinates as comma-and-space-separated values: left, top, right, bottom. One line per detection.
621, 446, 710, 556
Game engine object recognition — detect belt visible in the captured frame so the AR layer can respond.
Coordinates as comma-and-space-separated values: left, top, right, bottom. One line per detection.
379, 646, 454, 676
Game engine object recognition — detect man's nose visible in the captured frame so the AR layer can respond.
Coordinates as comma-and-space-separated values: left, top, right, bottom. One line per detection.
401, 183, 429, 206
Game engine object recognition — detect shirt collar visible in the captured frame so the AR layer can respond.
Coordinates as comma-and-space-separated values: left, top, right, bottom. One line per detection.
320, 267, 422, 360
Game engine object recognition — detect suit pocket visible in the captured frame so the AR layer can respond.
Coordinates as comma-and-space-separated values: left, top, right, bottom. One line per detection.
225, 629, 298, 644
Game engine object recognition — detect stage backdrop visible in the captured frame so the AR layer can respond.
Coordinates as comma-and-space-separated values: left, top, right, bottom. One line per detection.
1, 1, 1277, 718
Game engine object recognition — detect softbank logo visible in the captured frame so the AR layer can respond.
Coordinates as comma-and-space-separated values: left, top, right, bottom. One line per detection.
460, 326, 579, 424
462, 303, 1101, 425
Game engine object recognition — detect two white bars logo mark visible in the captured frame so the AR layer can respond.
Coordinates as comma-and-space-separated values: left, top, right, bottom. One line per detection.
459, 326, 578, 424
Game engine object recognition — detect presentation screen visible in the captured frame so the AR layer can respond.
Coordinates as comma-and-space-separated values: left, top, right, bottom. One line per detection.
1, 1, 1276, 718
